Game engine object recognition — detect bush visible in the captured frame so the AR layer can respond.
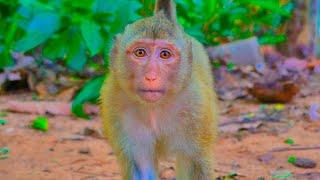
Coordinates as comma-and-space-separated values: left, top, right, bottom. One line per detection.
0, 0, 294, 118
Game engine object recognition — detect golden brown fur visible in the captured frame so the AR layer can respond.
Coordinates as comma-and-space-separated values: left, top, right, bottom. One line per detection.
100, 0, 218, 179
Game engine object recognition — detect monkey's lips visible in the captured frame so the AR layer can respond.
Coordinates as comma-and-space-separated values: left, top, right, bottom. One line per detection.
138, 88, 165, 102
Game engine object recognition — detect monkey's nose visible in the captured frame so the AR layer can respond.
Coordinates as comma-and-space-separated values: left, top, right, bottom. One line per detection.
145, 75, 157, 82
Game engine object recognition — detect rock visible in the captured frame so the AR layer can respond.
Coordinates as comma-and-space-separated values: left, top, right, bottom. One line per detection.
282, 57, 307, 71
42, 167, 51, 172
258, 153, 274, 164
80, 127, 103, 138
79, 147, 90, 154
83, 127, 96, 136
293, 157, 317, 168
294, 172, 320, 179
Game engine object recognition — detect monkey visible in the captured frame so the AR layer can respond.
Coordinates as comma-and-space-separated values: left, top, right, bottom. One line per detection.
100, 0, 218, 179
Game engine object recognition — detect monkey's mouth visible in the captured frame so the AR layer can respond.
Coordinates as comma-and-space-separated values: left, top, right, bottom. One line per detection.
137, 88, 165, 102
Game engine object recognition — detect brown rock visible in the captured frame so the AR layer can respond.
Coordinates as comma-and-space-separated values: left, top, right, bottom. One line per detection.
293, 157, 317, 168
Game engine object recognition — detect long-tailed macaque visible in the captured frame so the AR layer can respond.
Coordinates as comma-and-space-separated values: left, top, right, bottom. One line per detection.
100, 0, 218, 179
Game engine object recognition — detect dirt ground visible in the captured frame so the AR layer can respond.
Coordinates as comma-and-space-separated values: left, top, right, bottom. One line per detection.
0, 77, 320, 180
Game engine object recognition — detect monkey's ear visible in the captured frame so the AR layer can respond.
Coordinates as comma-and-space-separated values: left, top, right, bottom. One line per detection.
154, 0, 177, 23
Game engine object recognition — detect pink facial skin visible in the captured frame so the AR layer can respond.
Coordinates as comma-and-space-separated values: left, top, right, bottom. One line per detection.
126, 39, 181, 103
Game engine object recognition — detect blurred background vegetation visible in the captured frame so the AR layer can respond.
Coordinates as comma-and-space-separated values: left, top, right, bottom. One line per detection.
0, 0, 295, 118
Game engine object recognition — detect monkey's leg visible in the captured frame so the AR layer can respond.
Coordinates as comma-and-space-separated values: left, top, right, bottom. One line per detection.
132, 157, 157, 180
112, 141, 157, 180
117, 129, 157, 179
176, 153, 214, 180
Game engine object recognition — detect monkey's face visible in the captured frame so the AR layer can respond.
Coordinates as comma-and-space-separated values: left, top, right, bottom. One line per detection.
124, 38, 183, 103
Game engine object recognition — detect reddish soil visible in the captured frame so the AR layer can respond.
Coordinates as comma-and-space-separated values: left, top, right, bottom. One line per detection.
0, 78, 319, 180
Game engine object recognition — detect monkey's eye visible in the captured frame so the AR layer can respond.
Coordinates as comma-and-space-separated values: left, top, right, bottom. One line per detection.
133, 48, 147, 58
160, 49, 172, 59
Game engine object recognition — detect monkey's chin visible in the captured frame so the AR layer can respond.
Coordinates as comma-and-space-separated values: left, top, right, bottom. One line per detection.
138, 89, 165, 103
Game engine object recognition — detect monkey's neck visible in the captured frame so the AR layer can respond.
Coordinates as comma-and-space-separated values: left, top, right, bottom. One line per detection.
149, 111, 158, 133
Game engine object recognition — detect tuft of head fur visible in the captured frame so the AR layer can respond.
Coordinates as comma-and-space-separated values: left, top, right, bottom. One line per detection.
119, 0, 182, 44
154, 0, 177, 23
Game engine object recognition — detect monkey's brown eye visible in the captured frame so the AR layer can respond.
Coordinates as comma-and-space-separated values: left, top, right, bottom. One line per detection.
160, 50, 172, 59
134, 48, 147, 58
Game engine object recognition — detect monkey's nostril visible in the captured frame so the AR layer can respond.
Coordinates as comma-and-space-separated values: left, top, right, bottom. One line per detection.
145, 76, 157, 82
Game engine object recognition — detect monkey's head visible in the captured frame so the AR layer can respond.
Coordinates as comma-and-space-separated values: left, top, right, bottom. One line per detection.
110, 0, 192, 104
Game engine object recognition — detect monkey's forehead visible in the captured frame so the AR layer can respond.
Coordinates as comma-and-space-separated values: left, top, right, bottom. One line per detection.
120, 15, 186, 46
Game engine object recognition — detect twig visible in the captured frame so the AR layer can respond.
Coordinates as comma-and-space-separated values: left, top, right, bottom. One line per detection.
214, 169, 246, 177
270, 145, 320, 152
294, 172, 320, 178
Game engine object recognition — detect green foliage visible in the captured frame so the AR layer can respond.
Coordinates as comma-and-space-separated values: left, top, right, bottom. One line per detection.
176, 0, 294, 45
72, 75, 105, 119
284, 138, 294, 145
287, 155, 297, 164
0, 0, 141, 70
272, 170, 293, 179
31, 116, 49, 132
0, 119, 8, 125
0, 147, 10, 160
0, 0, 294, 118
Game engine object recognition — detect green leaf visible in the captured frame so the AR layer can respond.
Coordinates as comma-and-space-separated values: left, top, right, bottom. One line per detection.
14, 12, 60, 52
287, 155, 297, 164
42, 35, 67, 61
92, 0, 116, 14
284, 138, 294, 145
66, 30, 87, 71
109, 0, 141, 34
202, 0, 217, 20
0, 50, 14, 69
272, 170, 293, 179
72, 75, 106, 119
80, 19, 103, 56
239, 0, 291, 17
0, 147, 10, 155
258, 34, 287, 45
0, 112, 8, 117
0, 119, 8, 125
31, 116, 49, 132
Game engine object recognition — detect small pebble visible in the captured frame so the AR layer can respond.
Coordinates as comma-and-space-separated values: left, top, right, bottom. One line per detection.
61, 135, 86, 141
79, 127, 103, 138
309, 104, 320, 121
293, 157, 317, 168
79, 147, 90, 154
42, 167, 51, 172
4, 128, 14, 134
82, 127, 96, 136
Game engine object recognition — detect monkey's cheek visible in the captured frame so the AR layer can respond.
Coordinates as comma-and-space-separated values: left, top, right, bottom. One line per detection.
139, 92, 164, 103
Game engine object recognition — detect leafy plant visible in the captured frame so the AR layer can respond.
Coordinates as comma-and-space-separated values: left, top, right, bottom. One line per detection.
0, 0, 294, 118
176, 0, 294, 45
